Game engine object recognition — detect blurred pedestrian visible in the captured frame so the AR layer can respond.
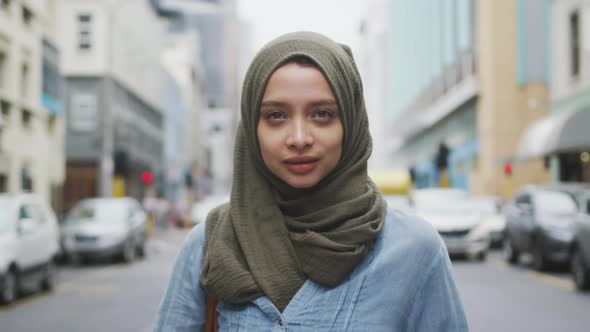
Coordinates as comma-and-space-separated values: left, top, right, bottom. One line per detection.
155, 32, 468, 331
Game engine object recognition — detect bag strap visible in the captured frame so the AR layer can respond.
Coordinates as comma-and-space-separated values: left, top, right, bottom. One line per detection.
205, 296, 218, 332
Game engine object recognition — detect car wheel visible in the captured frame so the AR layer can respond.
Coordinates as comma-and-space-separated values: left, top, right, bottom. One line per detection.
0, 270, 18, 305
477, 250, 488, 262
532, 240, 548, 271
503, 237, 519, 264
41, 260, 57, 291
571, 248, 590, 291
136, 239, 146, 259
121, 240, 136, 263
68, 253, 84, 266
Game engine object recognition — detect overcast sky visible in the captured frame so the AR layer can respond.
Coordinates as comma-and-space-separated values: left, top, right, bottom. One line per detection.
237, 0, 366, 53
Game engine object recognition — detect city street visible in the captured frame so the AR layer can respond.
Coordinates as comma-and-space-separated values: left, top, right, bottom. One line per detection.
0, 228, 188, 332
2, 230, 590, 332
455, 252, 590, 332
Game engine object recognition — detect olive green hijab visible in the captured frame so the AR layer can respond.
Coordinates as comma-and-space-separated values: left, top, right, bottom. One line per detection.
200, 31, 386, 311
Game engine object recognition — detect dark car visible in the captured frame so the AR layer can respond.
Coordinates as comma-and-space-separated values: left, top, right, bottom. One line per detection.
504, 185, 580, 271
571, 191, 590, 291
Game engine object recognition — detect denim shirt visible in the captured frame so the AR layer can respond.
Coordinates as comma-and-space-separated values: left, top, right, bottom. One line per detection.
154, 209, 469, 331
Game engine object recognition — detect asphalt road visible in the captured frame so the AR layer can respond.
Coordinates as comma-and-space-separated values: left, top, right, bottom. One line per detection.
2, 230, 590, 332
0, 227, 187, 332
454, 251, 590, 332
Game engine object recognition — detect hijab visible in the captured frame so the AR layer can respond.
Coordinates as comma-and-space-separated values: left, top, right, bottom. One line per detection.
200, 31, 386, 311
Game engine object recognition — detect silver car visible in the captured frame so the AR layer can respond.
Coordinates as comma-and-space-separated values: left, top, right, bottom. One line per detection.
413, 188, 490, 261
61, 198, 147, 263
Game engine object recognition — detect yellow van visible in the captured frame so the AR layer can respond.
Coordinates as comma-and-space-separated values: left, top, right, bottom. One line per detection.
369, 169, 413, 212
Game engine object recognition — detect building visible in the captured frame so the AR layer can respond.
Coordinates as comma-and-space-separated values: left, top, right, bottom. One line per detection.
387, 0, 551, 198
358, 0, 390, 170
161, 29, 207, 204
517, 0, 590, 183
60, 0, 166, 211
0, 0, 65, 211
156, 0, 240, 194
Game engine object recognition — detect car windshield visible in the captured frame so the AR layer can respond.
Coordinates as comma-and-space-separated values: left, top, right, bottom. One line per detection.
413, 191, 475, 214
533, 190, 578, 215
472, 198, 500, 215
66, 200, 128, 224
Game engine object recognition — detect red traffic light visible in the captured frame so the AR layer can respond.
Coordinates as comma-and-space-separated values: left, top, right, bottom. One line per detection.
141, 171, 154, 184
503, 162, 513, 176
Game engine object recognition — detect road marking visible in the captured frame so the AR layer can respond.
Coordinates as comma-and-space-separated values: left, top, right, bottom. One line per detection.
488, 257, 574, 290
528, 270, 574, 290
0, 290, 53, 311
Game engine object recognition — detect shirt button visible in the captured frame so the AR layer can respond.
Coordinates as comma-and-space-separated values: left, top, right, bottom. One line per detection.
278, 319, 284, 327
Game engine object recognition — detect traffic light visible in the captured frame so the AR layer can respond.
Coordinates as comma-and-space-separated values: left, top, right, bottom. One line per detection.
503, 162, 513, 176
141, 171, 154, 185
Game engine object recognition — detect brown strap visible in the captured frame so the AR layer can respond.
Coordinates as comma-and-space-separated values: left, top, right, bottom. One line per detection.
205, 296, 218, 332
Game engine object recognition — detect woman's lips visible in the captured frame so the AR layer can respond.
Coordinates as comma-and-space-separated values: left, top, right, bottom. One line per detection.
284, 156, 319, 174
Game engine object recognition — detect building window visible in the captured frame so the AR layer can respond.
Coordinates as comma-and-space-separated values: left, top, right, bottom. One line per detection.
1, 0, 10, 12
1, 99, 9, 120
570, 10, 581, 78
20, 63, 29, 98
21, 167, 33, 192
22, 5, 33, 27
78, 14, 93, 50
0, 174, 7, 193
70, 93, 98, 131
47, 114, 56, 134
0, 50, 6, 90
22, 108, 32, 129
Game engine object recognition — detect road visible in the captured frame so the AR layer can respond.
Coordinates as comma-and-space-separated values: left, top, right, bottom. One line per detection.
2, 230, 590, 332
0, 227, 187, 332
454, 251, 590, 332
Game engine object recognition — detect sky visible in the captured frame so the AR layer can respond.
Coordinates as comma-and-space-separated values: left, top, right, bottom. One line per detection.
237, 0, 366, 53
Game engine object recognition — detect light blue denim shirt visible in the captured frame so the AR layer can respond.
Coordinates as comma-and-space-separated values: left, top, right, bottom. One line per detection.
155, 209, 469, 331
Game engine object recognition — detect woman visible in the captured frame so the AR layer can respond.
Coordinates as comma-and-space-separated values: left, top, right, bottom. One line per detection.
155, 31, 468, 331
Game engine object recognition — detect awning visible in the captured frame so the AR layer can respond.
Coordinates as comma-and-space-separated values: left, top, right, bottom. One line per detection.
516, 108, 590, 160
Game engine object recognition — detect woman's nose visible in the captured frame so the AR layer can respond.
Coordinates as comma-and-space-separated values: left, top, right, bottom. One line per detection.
286, 119, 313, 151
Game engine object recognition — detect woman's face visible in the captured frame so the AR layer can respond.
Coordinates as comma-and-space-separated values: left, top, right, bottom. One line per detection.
257, 62, 343, 189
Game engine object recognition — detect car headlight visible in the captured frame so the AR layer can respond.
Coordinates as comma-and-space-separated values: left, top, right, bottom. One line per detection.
469, 222, 490, 240
540, 223, 573, 242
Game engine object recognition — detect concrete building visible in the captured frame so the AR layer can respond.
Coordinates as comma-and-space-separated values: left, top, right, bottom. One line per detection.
153, 0, 242, 197
359, 0, 390, 170
517, 0, 590, 183
387, 0, 551, 198
0, 0, 65, 211
60, 0, 166, 211
161, 30, 207, 204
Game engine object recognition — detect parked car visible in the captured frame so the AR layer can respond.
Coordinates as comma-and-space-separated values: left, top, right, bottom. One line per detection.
571, 190, 590, 291
472, 196, 506, 248
189, 194, 229, 226
412, 188, 490, 260
0, 193, 60, 304
383, 195, 413, 214
504, 185, 579, 270
61, 198, 147, 264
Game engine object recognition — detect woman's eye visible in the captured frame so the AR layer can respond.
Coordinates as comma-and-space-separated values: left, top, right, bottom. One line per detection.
265, 111, 287, 121
312, 110, 335, 119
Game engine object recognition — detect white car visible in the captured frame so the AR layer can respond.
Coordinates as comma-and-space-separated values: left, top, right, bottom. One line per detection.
61, 198, 148, 263
0, 193, 60, 304
413, 188, 490, 260
190, 194, 229, 225
472, 196, 506, 247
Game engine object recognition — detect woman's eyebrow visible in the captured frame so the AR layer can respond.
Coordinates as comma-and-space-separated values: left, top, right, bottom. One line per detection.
309, 99, 338, 107
260, 100, 288, 108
